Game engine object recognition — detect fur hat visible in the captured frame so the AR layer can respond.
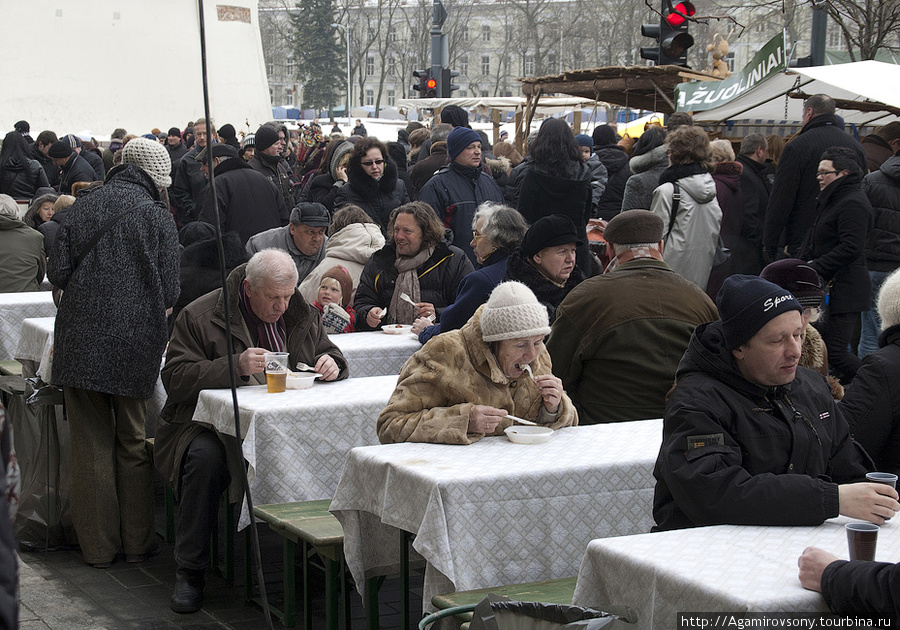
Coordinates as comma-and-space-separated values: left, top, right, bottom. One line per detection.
255, 125, 280, 152
447, 127, 481, 161
760, 259, 825, 309
48, 141, 73, 159
877, 268, 900, 331
121, 137, 173, 188
481, 282, 551, 342
604, 210, 663, 245
321, 265, 353, 309
521, 215, 583, 258
717, 275, 802, 351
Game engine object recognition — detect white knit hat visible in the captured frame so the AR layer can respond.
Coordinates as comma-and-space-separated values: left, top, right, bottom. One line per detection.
878, 268, 900, 331
121, 137, 172, 188
480, 281, 551, 342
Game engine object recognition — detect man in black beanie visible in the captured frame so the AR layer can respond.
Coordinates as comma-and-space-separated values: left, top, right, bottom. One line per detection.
49, 140, 95, 193
249, 123, 296, 211
653, 274, 897, 532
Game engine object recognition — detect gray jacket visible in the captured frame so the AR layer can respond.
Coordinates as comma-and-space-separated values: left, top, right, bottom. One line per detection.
245, 225, 327, 284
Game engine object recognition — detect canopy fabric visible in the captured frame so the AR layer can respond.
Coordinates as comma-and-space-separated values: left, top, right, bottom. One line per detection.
690, 61, 900, 127
396, 96, 600, 113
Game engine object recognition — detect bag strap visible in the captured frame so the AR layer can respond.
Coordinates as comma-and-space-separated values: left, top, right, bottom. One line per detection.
72, 199, 159, 271
664, 182, 681, 243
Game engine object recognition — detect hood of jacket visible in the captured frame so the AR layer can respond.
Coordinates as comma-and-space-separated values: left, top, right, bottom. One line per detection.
1, 156, 27, 172
628, 144, 667, 175
594, 145, 629, 174
346, 157, 400, 198
877, 154, 900, 184
678, 320, 795, 402
323, 222, 386, 265
0, 214, 27, 231
676, 171, 719, 205
713, 161, 743, 193
484, 155, 511, 178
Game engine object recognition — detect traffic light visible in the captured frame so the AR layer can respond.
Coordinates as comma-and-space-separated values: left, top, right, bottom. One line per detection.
640, 1, 695, 67
413, 69, 438, 98
441, 68, 460, 98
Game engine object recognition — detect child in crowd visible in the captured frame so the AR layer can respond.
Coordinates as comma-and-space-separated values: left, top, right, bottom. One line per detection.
313, 265, 356, 334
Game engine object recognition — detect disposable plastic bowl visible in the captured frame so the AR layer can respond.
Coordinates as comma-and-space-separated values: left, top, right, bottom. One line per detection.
504, 425, 553, 444
383, 324, 413, 335
285, 373, 317, 390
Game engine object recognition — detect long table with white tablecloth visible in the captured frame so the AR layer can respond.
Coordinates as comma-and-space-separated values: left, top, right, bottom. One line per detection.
0, 292, 56, 360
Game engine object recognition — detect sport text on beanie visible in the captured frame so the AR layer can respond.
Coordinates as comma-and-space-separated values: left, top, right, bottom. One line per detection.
717, 275, 802, 351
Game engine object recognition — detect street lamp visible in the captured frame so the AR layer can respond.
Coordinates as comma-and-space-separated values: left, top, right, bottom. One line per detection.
332, 22, 351, 128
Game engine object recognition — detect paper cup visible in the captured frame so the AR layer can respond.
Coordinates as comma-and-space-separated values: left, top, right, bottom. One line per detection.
846, 522, 879, 561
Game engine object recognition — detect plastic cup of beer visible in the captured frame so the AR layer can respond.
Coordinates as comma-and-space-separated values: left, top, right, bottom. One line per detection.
264, 352, 289, 393
866, 472, 898, 520
846, 522, 879, 561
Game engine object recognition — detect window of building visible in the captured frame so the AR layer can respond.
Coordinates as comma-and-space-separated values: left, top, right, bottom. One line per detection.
267, 62, 275, 75
388, 89, 395, 106
365, 89, 374, 106
366, 56, 375, 76
461, 26, 469, 42
287, 56, 296, 78
480, 90, 488, 97
828, 25, 842, 48
460, 55, 468, 76
389, 25, 398, 42
388, 57, 396, 76
368, 26, 376, 43
524, 54, 534, 76
284, 87, 292, 104
481, 25, 490, 42
725, 51, 735, 72
459, 89, 468, 97
481, 55, 490, 76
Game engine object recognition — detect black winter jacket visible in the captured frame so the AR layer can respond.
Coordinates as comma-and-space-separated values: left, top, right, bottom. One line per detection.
821, 556, 900, 618
30, 144, 60, 187
198, 158, 288, 245
800, 171, 872, 314
593, 145, 631, 220
653, 320, 873, 532
354, 240, 474, 330
171, 232, 248, 327
57, 153, 97, 194
862, 153, 900, 272
504, 247, 585, 323
763, 115, 866, 256
733, 153, 771, 275
0, 156, 50, 199
170, 146, 208, 226
839, 324, 900, 475
81, 149, 105, 181
249, 152, 297, 211
334, 159, 409, 232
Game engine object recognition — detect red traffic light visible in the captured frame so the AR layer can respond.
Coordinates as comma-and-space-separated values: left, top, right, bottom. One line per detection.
426, 78, 437, 89
664, 1, 695, 27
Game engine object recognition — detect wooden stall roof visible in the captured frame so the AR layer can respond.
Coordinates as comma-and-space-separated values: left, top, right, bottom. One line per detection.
519, 65, 721, 114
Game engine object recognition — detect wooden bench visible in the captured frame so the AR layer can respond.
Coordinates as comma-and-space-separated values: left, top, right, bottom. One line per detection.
431, 576, 578, 629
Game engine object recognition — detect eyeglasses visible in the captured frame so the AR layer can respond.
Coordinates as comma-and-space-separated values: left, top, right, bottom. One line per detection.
361, 159, 385, 167
472, 230, 484, 241
816, 170, 839, 178
803, 306, 821, 317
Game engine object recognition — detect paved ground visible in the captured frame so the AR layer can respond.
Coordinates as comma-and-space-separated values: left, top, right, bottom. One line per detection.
16, 479, 423, 630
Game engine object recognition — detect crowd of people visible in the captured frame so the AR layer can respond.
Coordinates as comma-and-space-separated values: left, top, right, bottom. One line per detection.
1, 92, 900, 621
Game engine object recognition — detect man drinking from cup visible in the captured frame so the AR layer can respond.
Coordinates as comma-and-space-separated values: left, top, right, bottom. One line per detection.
156, 248, 347, 614
653, 275, 899, 532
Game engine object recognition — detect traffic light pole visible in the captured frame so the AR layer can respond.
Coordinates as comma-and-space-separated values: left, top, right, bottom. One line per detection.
431, 0, 447, 97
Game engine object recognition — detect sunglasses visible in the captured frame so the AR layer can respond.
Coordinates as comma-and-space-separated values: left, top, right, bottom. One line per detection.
361, 159, 385, 167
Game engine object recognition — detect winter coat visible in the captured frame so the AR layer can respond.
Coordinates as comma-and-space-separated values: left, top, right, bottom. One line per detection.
198, 158, 288, 245
166, 142, 189, 174
621, 145, 667, 213
57, 153, 97, 194
155, 262, 348, 498
31, 144, 60, 188
352, 124, 367, 137
862, 133, 894, 173
249, 152, 297, 212
0, 156, 49, 199
38, 204, 71, 257
862, 154, 900, 272
418, 162, 504, 264
298, 222, 386, 306
705, 161, 744, 298
800, 171, 872, 314
547, 257, 718, 425
839, 323, 900, 475
417, 249, 509, 344
47, 164, 181, 399
376, 304, 578, 444
652, 320, 873, 532
408, 142, 449, 197
732, 153, 771, 275
354, 240, 475, 330
245, 225, 326, 284
333, 159, 409, 231
81, 149, 105, 181
584, 154, 609, 213
0, 215, 45, 292
484, 155, 511, 191
171, 231, 248, 326
821, 557, 900, 618
763, 114, 866, 256
651, 170, 722, 290
170, 146, 208, 226
504, 247, 584, 324
593, 145, 631, 220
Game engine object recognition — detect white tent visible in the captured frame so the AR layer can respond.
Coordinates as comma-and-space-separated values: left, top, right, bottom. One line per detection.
690, 61, 900, 128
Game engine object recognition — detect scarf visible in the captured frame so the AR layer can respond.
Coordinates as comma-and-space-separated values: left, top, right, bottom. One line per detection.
238, 280, 286, 351
604, 246, 665, 273
388, 246, 435, 324
658, 162, 709, 186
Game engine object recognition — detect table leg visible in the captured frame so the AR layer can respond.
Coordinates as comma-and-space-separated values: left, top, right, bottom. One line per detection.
365, 575, 384, 630
324, 554, 340, 630
400, 530, 413, 630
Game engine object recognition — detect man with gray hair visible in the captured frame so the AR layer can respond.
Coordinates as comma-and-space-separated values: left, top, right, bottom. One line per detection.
0, 193, 45, 292
547, 209, 718, 424
408, 122, 453, 195
732, 133, 771, 275
246, 202, 330, 284
156, 248, 348, 613
763, 94, 867, 261
171, 117, 216, 226
197, 143, 288, 245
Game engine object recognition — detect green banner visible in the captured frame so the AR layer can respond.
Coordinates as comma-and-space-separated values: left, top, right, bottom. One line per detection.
676, 32, 786, 112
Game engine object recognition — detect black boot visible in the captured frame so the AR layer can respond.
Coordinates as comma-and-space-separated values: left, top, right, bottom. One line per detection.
171, 568, 205, 614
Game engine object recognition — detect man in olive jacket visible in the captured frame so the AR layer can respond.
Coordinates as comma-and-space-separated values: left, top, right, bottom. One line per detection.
156, 249, 348, 614
547, 210, 718, 424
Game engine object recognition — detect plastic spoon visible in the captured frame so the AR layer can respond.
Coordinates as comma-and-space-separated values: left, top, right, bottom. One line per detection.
400, 292, 435, 322
505, 414, 538, 426
523, 364, 536, 383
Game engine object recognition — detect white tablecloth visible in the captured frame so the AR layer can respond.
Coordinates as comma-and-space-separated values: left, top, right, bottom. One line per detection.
0, 292, 56, 360
332, 331, 420, 377
192, 374, 398, 528
573, 516, 900, 629
14, 316, 167, 436
330, 420, 663, 610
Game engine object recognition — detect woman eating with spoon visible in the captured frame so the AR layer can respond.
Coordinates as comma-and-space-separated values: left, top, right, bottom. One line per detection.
376, 281, 578, 444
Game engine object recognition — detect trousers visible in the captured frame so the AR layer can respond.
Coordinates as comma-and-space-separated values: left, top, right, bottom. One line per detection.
64, 386, 153, 564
